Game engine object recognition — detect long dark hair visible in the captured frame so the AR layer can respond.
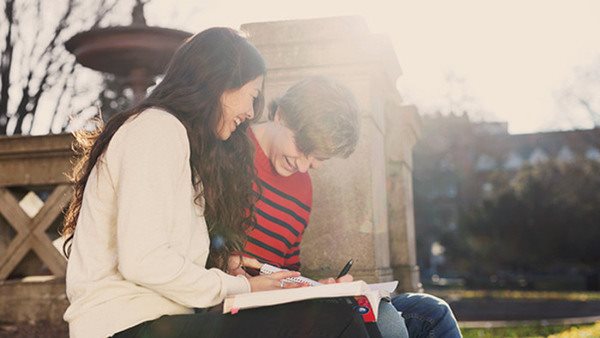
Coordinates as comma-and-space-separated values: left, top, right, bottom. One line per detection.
62, 27, 266, 270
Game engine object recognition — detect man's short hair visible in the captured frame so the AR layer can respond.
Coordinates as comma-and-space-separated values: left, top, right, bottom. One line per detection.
268, 76, 360, 159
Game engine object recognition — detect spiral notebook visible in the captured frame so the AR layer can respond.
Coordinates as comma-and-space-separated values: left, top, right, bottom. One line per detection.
259, 263, 322, 286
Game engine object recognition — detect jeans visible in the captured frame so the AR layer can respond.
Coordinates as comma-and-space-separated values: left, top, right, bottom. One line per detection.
377, 300, 409, 338
391, 293, 462, 338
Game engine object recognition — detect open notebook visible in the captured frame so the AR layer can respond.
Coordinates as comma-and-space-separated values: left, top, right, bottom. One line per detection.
223, 281, 398, 322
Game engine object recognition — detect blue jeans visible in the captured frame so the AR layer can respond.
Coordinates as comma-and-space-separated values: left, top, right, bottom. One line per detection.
391, 293, 462, 338
377, 300, 409, 338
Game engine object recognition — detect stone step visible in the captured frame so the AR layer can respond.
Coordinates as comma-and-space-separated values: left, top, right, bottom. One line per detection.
0, 276, 68, 329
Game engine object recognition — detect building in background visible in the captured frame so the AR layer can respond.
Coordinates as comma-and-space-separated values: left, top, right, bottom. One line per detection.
413, 112, 600, 282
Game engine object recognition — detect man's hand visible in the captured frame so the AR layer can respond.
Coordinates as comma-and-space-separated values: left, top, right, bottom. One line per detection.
318, 274, 354, 284
227, 255, 262, 277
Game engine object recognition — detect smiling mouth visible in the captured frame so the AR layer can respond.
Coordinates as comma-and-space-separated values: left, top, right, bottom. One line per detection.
234, 117, 242, 126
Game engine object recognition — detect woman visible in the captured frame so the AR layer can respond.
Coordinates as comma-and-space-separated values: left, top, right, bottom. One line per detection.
61, 28, 369, 338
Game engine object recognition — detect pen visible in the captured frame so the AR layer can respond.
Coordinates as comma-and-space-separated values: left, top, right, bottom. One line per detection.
241, 265, 261, 277
336, 259, 353, 279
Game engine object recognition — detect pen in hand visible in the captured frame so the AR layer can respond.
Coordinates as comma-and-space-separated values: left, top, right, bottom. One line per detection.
336, 259, 353, 279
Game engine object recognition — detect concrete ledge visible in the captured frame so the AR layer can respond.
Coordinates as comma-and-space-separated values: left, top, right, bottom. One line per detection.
0, 276, 68, 324
0, 133, 74, 186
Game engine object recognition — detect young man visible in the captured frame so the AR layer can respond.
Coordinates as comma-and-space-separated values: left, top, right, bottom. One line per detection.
232, 77, 462, 338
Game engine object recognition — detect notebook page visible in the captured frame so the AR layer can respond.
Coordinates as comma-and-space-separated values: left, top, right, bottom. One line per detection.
223, 281, 368, 313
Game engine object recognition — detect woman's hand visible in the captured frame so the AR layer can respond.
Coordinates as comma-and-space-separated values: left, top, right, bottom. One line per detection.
247, 271, 305, 292
318, 274, 354, 284
227, 255, 262, 277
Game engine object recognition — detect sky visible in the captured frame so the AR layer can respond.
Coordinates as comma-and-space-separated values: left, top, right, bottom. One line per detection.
141, 0, 600, 134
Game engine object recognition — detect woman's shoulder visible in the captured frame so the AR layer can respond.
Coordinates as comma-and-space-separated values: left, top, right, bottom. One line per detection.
119, 108, 187, 140
111, 107, 189, 155
129, 108, 185, 132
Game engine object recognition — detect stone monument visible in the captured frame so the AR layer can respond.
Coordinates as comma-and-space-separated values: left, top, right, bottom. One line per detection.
242, 16, 421, 290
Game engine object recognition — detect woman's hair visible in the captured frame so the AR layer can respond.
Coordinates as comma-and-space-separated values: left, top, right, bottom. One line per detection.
269, 76, 360, 159
62, 27, 266, 270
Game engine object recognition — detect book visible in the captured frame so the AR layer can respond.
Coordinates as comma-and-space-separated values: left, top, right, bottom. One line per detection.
223, 280, 398, 322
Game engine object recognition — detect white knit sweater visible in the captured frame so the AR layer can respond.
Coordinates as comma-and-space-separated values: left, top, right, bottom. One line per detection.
63, 108, 250, 338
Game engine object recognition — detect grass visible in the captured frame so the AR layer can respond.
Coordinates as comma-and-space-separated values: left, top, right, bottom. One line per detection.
549, 321, 600, 338
462, 322, 600, 338
462, 324, 575, 338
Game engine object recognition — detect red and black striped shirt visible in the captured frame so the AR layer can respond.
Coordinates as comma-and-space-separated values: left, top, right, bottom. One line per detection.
243, 128, 312, 271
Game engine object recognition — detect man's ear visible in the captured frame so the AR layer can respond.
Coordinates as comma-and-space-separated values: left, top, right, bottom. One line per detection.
273, 108, 283, 124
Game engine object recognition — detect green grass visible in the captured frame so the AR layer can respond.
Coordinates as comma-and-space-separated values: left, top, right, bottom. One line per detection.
461, 322, 600, 338
462, 323, 592, 338
549, 321, 600, 337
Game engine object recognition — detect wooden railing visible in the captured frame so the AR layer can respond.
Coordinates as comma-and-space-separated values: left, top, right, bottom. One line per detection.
0, 134, 74, 281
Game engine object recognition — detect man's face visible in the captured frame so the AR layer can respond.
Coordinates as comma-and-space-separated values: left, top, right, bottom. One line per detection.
267, 116, 325, 177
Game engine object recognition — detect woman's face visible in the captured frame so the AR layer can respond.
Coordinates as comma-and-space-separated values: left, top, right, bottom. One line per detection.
267, 113, 325, 177
217, 76, 264, 140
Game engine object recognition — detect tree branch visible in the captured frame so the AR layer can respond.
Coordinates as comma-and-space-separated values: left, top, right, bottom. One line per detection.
577, 97, 600, 126
0, 0, 16, 134
37, 60, 74, 133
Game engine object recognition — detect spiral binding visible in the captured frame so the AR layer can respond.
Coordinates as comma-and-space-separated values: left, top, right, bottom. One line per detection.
259, 263, 322, 286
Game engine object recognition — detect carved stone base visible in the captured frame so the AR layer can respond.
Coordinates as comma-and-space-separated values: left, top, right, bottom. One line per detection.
0, 276, 68, 324
392, 264, 422, 293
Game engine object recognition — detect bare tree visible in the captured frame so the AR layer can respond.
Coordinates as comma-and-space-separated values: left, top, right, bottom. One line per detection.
399, 71, 495, 123
0, 0, 120, 136
557, 57, 600, 129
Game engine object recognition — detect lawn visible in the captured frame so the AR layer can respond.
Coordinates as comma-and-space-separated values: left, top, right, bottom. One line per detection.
462, 321, 600, 338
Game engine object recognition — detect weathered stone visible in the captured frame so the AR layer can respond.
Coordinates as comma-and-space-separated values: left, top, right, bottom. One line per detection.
0, 277, 68, 324
244, 16, 420, 285
387, 105, 422, 291
0, 134, 74, 187
302, 119, 392, 283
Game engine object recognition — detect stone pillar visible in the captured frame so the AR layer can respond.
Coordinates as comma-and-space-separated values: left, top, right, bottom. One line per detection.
242, 16, 414, 283
386, 105, 422, 292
